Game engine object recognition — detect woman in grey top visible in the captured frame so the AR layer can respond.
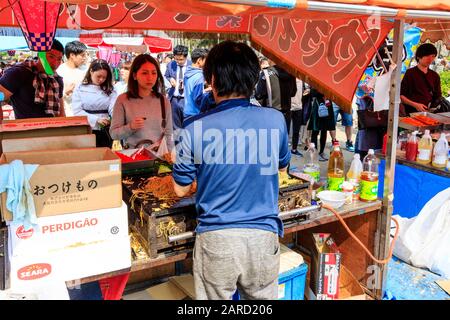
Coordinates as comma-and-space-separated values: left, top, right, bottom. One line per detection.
110, 54, 173, 152
72, 59, 117, 147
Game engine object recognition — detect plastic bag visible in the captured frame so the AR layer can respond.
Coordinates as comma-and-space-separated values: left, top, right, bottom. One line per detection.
392, 187, 450, 278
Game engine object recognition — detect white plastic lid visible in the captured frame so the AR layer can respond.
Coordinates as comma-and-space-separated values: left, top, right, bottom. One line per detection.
354, 153, 360, 159
368, 149, 374, 155
310, 143, 315, 148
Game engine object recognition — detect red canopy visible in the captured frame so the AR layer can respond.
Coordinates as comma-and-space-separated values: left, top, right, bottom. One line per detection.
79, 33, 172, 53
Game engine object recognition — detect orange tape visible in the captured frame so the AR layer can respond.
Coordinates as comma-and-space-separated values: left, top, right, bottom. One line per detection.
396, 9, 407, 18
295, 0, 308, 10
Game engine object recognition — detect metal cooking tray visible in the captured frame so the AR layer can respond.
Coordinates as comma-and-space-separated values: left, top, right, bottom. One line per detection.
410, 112, 450, 130
398, 117, 441, 131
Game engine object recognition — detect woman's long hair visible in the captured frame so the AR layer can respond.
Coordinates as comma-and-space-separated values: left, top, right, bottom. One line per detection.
82, 59, 114, 96
127, 54, 165, 99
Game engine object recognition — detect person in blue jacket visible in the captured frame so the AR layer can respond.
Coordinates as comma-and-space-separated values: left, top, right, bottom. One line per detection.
183, 48, 209, 123
164, 45, 191, 129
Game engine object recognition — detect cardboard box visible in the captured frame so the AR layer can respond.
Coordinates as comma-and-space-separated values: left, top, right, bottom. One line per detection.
310, 233, 342, 300
0, 116, 91, 154
305, 264, 367, 300
1, 148, 122, 220
8, 202, 128, 257
123, 281, 189, 300
2, 134, 96, 153
9, 235, 131, 285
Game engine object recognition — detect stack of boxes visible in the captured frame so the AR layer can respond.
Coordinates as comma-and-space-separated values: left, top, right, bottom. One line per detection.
0, 117, 131, 299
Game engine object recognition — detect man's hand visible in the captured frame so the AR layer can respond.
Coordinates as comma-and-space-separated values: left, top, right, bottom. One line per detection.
414, 103, 428, 112
173, 179, 193, 197
170, 78, 177, 87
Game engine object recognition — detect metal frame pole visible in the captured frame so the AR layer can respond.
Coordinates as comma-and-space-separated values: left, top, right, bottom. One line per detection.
375, 18, 404, 300
201, 0, 450, 19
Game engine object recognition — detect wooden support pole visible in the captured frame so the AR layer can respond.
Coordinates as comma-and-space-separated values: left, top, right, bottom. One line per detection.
375, 18, 404, 299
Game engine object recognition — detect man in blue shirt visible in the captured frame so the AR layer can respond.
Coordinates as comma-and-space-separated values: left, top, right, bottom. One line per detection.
172, 41, 291, 300
183, 48, 209, 123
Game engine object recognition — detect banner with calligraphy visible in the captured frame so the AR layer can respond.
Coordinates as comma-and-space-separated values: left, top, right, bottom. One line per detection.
250, 16, 393, 112
0, 2, 250, 34
0, 1, 395, 110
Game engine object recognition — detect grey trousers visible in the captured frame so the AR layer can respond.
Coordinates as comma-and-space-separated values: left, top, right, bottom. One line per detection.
193, 228, 280, 300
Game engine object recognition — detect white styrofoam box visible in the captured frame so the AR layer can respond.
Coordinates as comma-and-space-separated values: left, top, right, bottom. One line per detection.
8, 235, 131, 296
53, 235, 132, 282
8, 202, 128, 257
8, 253, 70, 300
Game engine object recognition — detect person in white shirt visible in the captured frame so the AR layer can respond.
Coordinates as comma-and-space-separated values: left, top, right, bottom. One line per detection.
56, 41, 88, 116
290, 78, 304, 156
72, 59, 117, 147
114, 60, 132, 95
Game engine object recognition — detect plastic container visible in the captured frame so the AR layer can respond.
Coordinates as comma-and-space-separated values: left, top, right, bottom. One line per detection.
303, 143, 320, 183
382, 133, 387, 155
360, 149, 379, 202
432, 133, 449, 168
347, 154, 363, 200
447, 149, 450, 171
342, 181, 354, 204
405, 131, 418, 162
417, 130, 433, 165
317, 190, 347, 208
327, 141, 344, 191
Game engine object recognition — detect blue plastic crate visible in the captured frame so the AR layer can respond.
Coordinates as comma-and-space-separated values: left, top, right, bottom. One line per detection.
233, 263, 308, 300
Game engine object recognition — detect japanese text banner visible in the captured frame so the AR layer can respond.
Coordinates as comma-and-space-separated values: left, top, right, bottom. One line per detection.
251, 16, 393, 111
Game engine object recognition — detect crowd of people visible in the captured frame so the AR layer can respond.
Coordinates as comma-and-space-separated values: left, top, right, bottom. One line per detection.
1, 40, 446, 162
0, 38, 447, 300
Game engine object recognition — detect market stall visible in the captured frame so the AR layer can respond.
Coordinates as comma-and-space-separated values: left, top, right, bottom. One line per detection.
0, 0, 449, 300
378, 113, 450, 218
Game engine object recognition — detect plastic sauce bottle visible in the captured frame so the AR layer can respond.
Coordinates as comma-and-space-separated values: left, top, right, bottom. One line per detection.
360, 149, 379, 202
303, 143, 320, 183
405, 131, 418, 162
347, 153, 363, 200
417, 130, 433, 165
327, 141, 345, 191
432, 133, 449, 168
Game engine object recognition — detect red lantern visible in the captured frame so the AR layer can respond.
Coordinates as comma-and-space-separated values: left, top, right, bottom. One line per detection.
9, 0, 61, 51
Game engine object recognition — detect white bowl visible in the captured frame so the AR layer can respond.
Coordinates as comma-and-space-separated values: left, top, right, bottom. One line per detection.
317, 190, 347, 209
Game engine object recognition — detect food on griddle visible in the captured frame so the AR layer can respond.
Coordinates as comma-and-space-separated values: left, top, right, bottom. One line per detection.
411, 115, 440, 126
130, 232, 149, 260
279, 171, 301, 187
400, 117, 429, 127
143, 175, 196, 201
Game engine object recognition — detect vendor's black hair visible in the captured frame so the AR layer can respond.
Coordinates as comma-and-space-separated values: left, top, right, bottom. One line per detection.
82, 59, 114, 96
191, 48, 209, 64
203, 41, 260, 98
51, 39, 64, 54
173, 45, 188, 57
64, 40, 87, 59
415, 43, 437, 61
